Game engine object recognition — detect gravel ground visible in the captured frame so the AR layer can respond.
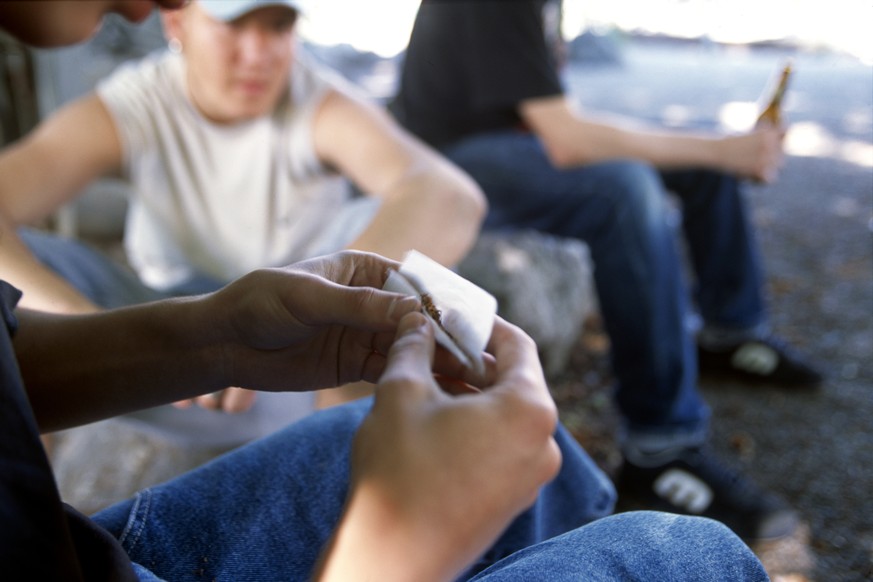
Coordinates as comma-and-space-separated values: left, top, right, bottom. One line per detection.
550, 36, 873, 581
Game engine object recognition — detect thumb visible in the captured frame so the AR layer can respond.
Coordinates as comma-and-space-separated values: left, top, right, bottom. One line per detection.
377, 312, 437, 393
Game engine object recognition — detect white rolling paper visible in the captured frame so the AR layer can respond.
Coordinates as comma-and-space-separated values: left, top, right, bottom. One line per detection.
383, 250, 497, 377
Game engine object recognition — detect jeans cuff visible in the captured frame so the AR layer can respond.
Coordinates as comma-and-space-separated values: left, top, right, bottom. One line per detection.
698, 321, 771, 349
620, 422, 709, 458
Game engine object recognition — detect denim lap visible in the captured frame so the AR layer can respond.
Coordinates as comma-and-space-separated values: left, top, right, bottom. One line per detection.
93, 399, 617, 580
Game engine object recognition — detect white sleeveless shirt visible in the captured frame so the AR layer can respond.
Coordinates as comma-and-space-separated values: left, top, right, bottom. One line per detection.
98, 47, 370, 291
96, 49, 379, 445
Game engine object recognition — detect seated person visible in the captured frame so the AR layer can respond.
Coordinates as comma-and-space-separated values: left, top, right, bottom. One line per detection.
390, 0, 819, 542
1, 6, 771, 580
0, 0, 485, 501
4, 248, 767, 580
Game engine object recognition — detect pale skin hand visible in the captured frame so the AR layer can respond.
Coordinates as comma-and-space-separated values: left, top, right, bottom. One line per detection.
173, 386, 256, 413
315, 314, 562, 582
520, 95, 786, 183
712, 125, 786, 183
14, 251, 421, 432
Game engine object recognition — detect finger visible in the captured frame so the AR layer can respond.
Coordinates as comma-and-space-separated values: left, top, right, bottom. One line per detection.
172, 399, 194, 409
220, 387, 257, 413
285, 278, 421, 333
376, 312, 437, 398
194, 391, 224, 410
485, 317, 551, 403
431, 345, 496, 388
374, 326, 495, 387
358, 350, 389, 384
434, 374, 482, 396
293, 250, 402, 289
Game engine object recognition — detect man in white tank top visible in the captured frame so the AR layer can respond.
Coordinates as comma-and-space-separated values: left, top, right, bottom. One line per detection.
0, 0, 485, 509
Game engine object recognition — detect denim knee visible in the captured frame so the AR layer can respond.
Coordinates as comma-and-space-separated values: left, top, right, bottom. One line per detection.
469, 511, 768, 581
594, 160, 669, 232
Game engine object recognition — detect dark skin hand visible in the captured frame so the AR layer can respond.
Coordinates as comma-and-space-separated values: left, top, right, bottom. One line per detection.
14, 251, 433, 431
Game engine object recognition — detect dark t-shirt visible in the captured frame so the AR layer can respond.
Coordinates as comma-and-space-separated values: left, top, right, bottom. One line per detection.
0, 281, 136, 581
390, 0, 564, 149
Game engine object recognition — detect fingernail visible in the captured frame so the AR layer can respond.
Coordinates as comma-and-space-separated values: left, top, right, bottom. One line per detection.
388, 295, 421, 322
400, 311, 429, 333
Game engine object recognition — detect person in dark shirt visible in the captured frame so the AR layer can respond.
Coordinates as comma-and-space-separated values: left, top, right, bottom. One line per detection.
391, 0, 820, 542
0, 1, 770, 580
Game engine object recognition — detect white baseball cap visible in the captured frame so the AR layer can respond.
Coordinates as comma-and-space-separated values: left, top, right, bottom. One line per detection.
197, 0, 303, 22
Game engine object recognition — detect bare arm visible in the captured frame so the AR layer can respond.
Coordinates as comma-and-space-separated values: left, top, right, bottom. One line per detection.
520, 95, 785, 182
14, 251, 420, 432
313, 90, 486, 266
0, 94, 123, 312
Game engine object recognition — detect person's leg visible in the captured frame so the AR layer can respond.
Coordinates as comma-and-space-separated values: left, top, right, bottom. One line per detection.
468, 511, 769, 582
663, 169, 823, 385
19, 227, 167, 308
661, 169, 766, 332
92, 400, 369, 581
445, 133, 799, 542
445, 132, 709, 446
93, 399, 616, 581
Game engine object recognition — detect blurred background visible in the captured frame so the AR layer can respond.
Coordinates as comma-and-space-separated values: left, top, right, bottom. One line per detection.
1, 0, 869, 237
298, 0, 872, 63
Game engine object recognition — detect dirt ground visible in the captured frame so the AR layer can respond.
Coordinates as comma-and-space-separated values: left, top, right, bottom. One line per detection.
549, 36, 873, 581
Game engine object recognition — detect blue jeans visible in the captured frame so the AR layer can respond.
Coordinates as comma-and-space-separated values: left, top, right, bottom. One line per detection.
19, 228, 225, 305
92, 399, 765, 581
444, 131, 767, 448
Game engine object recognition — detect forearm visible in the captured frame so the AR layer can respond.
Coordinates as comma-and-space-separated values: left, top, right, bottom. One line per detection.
14, 296, 224, 431
348, 163, 485, 266
523, 97, 728, 171
0, 218, 100, 313
314, 90, 486, 265
558, 117, 783, 181
0, 95, 122, 313
13, 256, 421, 432
315, 492, 465, 582
596, 123, 726, 170
551, 115, 725, 170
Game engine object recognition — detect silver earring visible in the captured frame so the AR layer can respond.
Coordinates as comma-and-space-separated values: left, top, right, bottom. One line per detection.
168, 38, 183, 54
